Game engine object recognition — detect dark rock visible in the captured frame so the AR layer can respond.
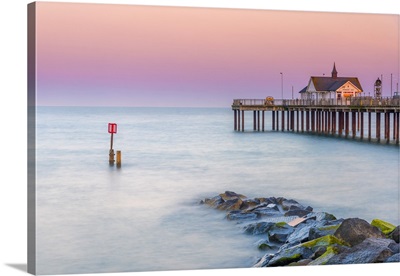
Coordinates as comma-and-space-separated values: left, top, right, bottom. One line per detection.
390, 226, 400, 243
310, 246, 327, 259
268, 222, 295, 243
219, 191, 246, 201
281, 199, 305, 211
288, 259, 313, 266
284, 220, 324, 249
217, 198, 243, 211
202, 195, 224, 207
226, 210, 258, 221
266, 245, 314, 267
284, 209, 312, 217
247, 202, 280, 212
326, 238, 395, 264
309, 221, 341, 240
333, 218, 386, 246
256, 238, 279, 250
243, 221, 274, 235
388, 242, 399, 254
310, 212, 337, 221
240, 199, 261, 210
385, 253, 400, 262
254, 207, 282, 217
253, 254, 274, 267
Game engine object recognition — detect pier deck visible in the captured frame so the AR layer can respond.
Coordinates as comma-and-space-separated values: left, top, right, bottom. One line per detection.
232, 97, 400, 144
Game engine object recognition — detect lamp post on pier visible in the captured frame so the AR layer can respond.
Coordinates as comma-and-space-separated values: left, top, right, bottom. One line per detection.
280, 72, 283, 100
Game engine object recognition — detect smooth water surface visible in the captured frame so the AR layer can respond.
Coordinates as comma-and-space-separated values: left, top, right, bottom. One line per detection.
35, 107, 399, 275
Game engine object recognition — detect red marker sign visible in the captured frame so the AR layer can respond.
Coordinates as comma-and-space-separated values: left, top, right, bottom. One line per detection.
108, 123, 117, 134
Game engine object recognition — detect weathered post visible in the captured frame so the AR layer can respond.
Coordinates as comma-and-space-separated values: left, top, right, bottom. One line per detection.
108, 123, 117, 165
116, 150, 122, 167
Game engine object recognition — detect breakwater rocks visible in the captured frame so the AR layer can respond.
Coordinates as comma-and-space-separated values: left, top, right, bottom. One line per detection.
199, 191, 400, 267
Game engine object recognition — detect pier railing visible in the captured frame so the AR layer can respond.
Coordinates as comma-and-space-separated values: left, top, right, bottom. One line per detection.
233, 97, 400, 108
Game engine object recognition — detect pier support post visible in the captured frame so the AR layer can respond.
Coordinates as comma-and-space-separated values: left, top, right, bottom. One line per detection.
345, 112, 349, 137
360, 112, 364, 140
253, 111, 256, 131
282, 110, 285, 131
376, 112, 381, 142
386, 112, 390, 143
276, 110, 279, 131
296, 110, 299, 132
338, 111, 343, 136
272, 111, 275, 130
257, 110, 260, 131
393, 112, 396, 140
311, 110, 315, 132
332, 111, 336, 135
237, 110, 241, 131
241, 110, 244, 132
396, 112, 399, 144
301, 110, 304, 132
306, 110, 310, 132
352, 111, 356, 139
234, 110, 237, 131
368, 112, 371, 141
262, 110, 265, 131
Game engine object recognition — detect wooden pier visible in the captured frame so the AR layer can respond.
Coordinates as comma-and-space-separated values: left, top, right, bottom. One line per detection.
232, 97, 400, 144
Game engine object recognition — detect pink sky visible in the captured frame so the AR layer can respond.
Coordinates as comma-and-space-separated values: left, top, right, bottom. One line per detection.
34, 2, 399, 107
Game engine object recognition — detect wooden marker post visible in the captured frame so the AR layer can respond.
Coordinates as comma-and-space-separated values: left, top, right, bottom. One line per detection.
116, 150, 122, 167
108, 123, 117, 165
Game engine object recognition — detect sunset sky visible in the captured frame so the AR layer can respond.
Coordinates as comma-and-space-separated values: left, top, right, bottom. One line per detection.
34, 2, 399, 107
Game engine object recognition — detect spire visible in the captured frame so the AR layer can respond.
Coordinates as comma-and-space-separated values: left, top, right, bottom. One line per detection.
332, 62, 338, 78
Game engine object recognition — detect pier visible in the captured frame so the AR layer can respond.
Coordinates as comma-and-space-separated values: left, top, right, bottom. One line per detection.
232, 97, 400, 144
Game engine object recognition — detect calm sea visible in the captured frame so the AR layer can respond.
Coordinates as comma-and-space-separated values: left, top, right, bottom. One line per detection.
35, 106, 399, 275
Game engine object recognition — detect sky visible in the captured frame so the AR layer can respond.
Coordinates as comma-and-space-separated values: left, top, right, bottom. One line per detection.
33, 2, 399, 107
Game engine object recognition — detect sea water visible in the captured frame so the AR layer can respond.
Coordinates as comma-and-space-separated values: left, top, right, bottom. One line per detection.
35, 106, 399, 275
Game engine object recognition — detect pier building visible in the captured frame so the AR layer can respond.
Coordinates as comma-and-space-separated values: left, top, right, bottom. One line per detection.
299, 63, 363, 103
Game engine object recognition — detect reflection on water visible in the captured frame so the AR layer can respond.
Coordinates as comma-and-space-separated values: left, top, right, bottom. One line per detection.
35, 107, 399, 274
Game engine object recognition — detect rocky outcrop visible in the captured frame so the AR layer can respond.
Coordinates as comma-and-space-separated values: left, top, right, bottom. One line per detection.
200, 191, 400, 267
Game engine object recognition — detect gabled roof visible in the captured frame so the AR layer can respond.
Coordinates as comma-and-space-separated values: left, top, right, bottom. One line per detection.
310, 76, 363, 92
299, 86, 307, 93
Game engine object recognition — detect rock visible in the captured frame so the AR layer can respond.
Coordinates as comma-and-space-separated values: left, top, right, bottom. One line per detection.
288, 259, 313, 266
301, 234, 348, 250
285, 220, 324, 248
201, 195, 223, 207
268, 222, 295, 243
390, 226, 399, 243
326, 238, 395, 264
256, 238, 279, 250
253, 254, 274, 267
243, 221, 274, 235
240, 199, 261, 210
266, 245, 314, 267
284, 209, 312, 217
308, 221, 342, 241
254, 206, 282, 217
308, 245, 338, 265
219, 191, 246, 201
226, 210, 258, 221
217, 198, 243, 211
371, 219, 396, 235
280, 199, 305, 211
333, 218, 386, 246
385, 253, 400, 262
309, 212, 337, 221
